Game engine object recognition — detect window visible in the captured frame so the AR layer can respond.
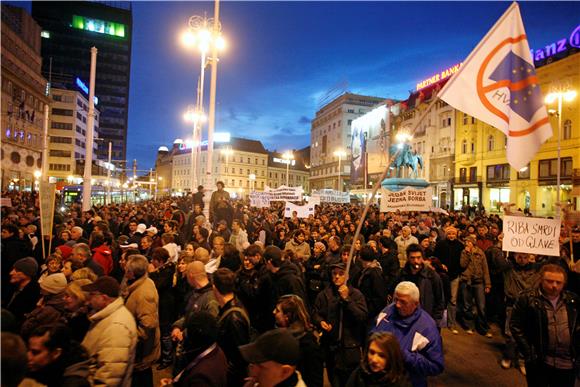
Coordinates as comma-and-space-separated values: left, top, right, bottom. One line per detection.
518, 164, 530, 179
463, 113, 468, 125
487, 164, 510, 181
459, 168, 467, 183
49, 150, 72, 157
487, 135, 494, 151
52, 108, 73, 116
563, 119, 572, 140
76, 112, 83, 120
471, 142, 475, 153
469, 167, 477, 182
322, 135, 327, 154
52, 122, 72, 130
50, 136, 72, 144
461, 140, 467, 154
539, 157, 573, 178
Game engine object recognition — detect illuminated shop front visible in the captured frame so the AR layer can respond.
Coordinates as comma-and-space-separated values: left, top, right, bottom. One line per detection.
453, 185, 481, 210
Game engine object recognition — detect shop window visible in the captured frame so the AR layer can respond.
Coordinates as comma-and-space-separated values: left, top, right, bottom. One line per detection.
563, 120, 572, 140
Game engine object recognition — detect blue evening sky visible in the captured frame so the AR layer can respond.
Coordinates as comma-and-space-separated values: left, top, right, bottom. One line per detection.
7, 1, 580, 169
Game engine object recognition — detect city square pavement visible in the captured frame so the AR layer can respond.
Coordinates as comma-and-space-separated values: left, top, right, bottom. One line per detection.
154, 323, 527, 387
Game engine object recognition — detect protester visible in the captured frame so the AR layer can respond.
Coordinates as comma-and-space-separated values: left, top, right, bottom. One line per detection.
373, 281, 444, 387
6, 257, 41, 324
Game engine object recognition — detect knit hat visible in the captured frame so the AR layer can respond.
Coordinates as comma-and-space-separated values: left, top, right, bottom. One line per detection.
13, 258, 38, 278
56, 244, 73, 259
39, 273, 67, 294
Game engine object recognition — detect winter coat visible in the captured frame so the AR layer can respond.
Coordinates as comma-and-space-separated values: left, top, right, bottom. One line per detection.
346, 363, 412, 387
235, 265, 274, 333
433, 239, 464, 280
373, 304, 444, 387
229, 230, 249, 253
28, 340, 91, 387
459, 247, 491, 287
173, 282, 220, 330
6, 280, 41, 324
272, 261, 308, 306
173, 343, 228, 387
149, 262, 177, 325
123, 275, 161, 371
92, 245, 113, 275
356, 261, 388, 321
395, 235, 419, 262
511, 288, 580, 368
291, 326, 324, 387
21, 292, 67, 338
397, 264, 446, 323
500, 261, 540, 303
217, 298, 251, 387
285, 239, 312, 261
82, 297, 137, 387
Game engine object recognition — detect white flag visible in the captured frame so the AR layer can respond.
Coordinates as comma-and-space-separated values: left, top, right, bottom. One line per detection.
438, 2, 552, 170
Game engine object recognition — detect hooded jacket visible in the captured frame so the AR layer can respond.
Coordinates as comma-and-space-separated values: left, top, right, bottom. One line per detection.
373, 304, 444, 387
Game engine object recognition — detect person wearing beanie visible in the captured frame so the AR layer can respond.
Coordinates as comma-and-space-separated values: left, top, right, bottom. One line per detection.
6, 257, 41, 325
21, 273, 68, 339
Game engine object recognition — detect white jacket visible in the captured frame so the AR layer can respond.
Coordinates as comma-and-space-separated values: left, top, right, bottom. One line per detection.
82, 297, 138, 387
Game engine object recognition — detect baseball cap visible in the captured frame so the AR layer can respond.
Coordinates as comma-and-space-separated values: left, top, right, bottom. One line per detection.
81, 276, 120, 298
136, 223, 147, 233
239, 328, 300, 366
145, 226, 158, 235
329, 262, 347, 271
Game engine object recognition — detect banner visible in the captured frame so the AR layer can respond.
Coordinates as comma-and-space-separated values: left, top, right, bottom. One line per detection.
438, 2, 552, 170
39, 182, 56, 237
311, 189, 350, 204
264, 185, 303, 201
0, 198, 12, 207
350, 122, 367, 185
284, 202, 315, 219
502, 215, 560, 256
380, 187, 432, 212
249, 191, 271, 208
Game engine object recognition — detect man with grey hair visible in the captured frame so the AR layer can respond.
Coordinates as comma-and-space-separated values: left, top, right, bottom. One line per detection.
373, 281, 444, 387
71, 243, 104, 277
395, 226, 419, 267
123, 254, 160, 387
68, 226, 89, 245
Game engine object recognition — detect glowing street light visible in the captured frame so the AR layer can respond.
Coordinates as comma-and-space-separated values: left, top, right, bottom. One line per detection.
282, 151, 294, 187
545, 87, 576, 203
333, 149, 347, 192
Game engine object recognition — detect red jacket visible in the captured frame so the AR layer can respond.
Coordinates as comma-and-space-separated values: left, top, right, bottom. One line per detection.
92, 244, 113, 275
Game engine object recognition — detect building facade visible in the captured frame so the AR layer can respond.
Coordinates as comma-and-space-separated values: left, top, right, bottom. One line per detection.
453, 50, 580, 216
1, 5, 51, 191
47, 88, 102, 183
267, 149, 310, 193
310, 93, 385, 191
32, 1, 132, 163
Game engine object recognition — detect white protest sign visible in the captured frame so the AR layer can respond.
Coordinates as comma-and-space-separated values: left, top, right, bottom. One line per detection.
284, 201, 315, 219
308, 195, 321, 206
249, 192, 271, 208
311, 189, 350, 204
265, 185, 303, 201
0, 198, 12, 207
502, 215, 561, 256
380, 187, 432, 212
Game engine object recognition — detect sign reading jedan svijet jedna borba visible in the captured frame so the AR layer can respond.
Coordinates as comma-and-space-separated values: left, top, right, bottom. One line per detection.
380, 187, 432, 212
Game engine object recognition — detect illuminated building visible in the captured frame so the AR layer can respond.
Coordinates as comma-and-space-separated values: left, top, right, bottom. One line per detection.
453, 44, 579, 215
310, 93, 386, 191
32, 1, 132, 164
1, 4, 51, 191
267, 147, 310, 193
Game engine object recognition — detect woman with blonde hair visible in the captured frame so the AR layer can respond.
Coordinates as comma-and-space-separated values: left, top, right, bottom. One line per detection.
63, 279, 93, 342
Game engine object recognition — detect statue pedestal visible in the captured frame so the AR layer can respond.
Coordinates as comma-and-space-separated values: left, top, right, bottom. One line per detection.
381, 177, 430, 192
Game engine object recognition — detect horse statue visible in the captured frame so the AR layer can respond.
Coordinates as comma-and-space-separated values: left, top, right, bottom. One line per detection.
388, 143, 424, 178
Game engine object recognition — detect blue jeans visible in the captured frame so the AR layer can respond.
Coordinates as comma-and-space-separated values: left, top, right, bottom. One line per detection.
447, 278, 459, 328
460, 282, 489, 332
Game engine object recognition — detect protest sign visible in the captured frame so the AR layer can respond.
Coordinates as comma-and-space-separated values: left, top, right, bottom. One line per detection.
502, 215, 560, 256
311, 189, 350, 204
0, 198, 12, 207
265, 185, 303, 201
249, 191, 271, 208
284, 202, 315, 219
39, 182, 56, 237
380, 187, 432, 212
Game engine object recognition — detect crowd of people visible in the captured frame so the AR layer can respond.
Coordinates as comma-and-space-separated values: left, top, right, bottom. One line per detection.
1, 184, 579, 387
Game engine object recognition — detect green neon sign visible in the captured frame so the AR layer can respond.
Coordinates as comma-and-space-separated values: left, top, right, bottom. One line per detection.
72, 15, 126, 38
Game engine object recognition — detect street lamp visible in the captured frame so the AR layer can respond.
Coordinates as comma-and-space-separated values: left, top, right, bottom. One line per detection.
282, 151, 294, 187
221, 147, 233, 184
181, 9, 227, 195
333, 149, 347, 192
545, 88, 576, 204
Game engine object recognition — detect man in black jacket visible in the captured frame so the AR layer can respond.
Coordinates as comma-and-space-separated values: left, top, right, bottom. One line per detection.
433, 226, 464, 334
264, 246, 307, 307
1, 224, 32, 302
356, 246, 388, 325
511, 264, 579, 387
5, 257, 40, 325
397, 244, 446, 326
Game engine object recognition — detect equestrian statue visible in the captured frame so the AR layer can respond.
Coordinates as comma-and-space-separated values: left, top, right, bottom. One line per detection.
388, 143, 424, 178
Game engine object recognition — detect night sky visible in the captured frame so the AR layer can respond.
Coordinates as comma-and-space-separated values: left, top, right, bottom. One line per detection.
7, 1, 580, 170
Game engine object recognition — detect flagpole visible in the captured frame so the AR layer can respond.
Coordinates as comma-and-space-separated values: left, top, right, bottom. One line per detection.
82, 47, 97, 212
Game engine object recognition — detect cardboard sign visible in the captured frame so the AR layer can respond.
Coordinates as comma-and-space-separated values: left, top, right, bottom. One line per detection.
39, 182, 56, 237
380, 187, 432, 212
502, 215, 561, 256
249, 192, 271, 208
284, 202, 314, 219
0, 198, 12, 207
265, 185, 303, 201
